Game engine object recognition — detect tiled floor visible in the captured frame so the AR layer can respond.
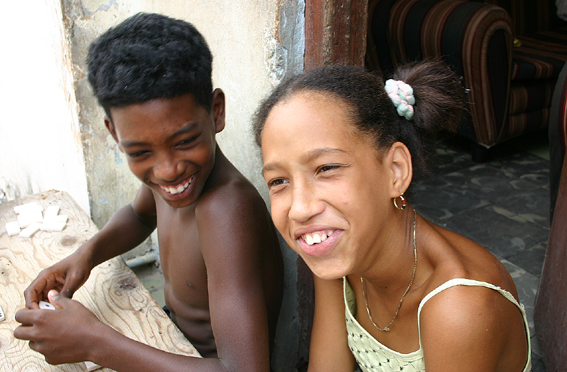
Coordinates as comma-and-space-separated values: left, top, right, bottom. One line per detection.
411, 131, 550, 371
133, 262, 165, 307
134, 130, 551, 371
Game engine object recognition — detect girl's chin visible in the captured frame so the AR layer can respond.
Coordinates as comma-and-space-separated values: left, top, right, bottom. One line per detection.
305, 258, 351, 281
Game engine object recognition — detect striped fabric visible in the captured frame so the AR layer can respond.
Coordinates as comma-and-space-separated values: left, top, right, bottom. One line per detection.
508, 80, 555, 115
368, 0, 567, 149
366, 0, 399, 75
387, 0, 514, 146
513, 31, 567, 80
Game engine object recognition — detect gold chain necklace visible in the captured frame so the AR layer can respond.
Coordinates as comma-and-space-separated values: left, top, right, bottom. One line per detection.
360, 209, 417, 332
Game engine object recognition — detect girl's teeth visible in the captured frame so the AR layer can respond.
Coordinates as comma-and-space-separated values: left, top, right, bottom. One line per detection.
305, 234, 314, 245
312, 233, 321, 244
303, 230, 334, 246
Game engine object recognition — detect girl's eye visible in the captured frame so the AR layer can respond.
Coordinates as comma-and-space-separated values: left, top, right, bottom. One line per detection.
318, 164, 340, 173
268, 178, 288, 188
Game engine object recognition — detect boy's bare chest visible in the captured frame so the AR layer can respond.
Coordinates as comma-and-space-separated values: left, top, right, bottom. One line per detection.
156, 210, 209, 311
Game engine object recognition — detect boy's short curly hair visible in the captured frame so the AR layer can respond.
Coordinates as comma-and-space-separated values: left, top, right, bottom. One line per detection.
87, 13, 213, 115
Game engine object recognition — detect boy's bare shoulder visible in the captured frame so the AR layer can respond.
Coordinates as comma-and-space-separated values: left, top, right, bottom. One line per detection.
195, 165, 271, 232
192, 168, 278, 272
200, 168, 263, 207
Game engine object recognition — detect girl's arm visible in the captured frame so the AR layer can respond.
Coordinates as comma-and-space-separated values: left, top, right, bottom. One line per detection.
308, 275, 356, 372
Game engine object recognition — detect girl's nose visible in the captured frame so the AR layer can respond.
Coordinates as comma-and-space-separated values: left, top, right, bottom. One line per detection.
288, 183, 324, 223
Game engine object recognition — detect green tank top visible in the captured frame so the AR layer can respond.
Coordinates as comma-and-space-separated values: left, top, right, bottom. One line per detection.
343, 277, 532, 371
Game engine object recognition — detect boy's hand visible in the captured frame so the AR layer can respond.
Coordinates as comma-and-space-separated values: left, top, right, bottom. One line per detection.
24, 250, 92, 309
14, 291, 102, 365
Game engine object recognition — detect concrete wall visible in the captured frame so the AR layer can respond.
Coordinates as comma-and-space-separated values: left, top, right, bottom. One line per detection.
1, 0, 306, 370
63, 0, 305, 228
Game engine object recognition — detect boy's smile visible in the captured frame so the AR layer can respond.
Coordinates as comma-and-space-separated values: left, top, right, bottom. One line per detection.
159, 175, 194, 195
105, 92, 225, 208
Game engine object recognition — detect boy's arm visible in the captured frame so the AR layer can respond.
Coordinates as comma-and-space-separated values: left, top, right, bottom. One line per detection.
16, 185, 277, 372
23, 185, 157, 307
14, 291, 224, 372
16, 282, 271, 372
196, 188, 277, 372
86, 185, 157, 267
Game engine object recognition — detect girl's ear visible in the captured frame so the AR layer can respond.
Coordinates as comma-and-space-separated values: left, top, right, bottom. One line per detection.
387, 142, 413, 198
211, 88, 226, 133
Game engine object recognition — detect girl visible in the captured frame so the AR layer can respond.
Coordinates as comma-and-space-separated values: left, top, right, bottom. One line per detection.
253, 60, 531, 372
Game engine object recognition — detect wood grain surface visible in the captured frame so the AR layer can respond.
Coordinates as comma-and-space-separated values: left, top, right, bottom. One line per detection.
0, 190, 200, 371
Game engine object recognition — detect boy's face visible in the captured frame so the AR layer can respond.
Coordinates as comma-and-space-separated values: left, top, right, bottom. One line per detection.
105, 91, 225, 208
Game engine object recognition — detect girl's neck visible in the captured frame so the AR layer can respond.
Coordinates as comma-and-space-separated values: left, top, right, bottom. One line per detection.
355, 207, 419, 294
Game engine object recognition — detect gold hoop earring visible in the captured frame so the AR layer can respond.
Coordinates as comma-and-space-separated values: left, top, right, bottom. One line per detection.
393, 193, 406, 210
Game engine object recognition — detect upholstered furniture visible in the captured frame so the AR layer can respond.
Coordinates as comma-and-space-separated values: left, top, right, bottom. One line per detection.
534, 62, 567, 372
367, 0, 567, 161
549, 61, 567, 219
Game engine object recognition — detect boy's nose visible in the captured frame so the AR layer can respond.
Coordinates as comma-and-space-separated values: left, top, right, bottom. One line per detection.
288, 183, 324, 223
154, 155, 183, 182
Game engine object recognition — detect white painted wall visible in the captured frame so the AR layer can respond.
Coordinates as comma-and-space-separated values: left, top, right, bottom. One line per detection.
0, 0, 90, 214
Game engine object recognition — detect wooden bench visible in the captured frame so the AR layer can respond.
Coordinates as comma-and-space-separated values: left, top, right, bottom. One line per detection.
0, 190, 199, 371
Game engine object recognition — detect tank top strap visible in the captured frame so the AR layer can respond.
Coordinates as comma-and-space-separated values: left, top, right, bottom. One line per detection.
416, 278, 532, 372
417, 278, 523, 316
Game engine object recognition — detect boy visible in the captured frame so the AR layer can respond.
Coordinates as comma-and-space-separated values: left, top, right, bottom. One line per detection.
14, 13, 283, 372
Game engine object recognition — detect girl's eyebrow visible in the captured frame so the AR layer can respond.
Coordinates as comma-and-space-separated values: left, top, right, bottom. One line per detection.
120, 122, 199, 148
263, 147, 347, 173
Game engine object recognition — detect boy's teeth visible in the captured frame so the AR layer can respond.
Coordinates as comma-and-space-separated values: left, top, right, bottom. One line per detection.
162, 179, 191, 195
302, 230, 334, 246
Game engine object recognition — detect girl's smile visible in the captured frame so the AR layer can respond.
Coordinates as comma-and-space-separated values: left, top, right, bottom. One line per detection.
296, 229, 341, 257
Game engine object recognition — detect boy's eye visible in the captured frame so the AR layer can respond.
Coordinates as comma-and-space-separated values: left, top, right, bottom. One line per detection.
127, 150, 150, 158
176, 136, 199, 147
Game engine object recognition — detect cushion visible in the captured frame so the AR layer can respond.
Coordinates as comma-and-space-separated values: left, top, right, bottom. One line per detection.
512, 27, 567, 80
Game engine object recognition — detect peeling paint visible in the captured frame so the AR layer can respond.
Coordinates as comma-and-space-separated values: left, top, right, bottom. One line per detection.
263, 31, 288, 85
263, 0, 305, 86
80, 0, 118, 17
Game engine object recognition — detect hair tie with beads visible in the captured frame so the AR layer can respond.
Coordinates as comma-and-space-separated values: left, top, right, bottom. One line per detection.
385, 79, 415, 120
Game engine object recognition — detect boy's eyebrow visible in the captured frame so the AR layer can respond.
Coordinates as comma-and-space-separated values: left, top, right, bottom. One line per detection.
263, 147, 347, 173
120, 122, 199, 147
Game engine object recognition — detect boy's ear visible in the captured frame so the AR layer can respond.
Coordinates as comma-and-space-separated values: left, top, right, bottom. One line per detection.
104, 115, 121, 146
386, 142, 413, 198
211, 88, 226, 133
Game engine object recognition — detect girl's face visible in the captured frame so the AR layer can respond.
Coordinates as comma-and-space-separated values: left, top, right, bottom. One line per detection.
261, 92, 399, 279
